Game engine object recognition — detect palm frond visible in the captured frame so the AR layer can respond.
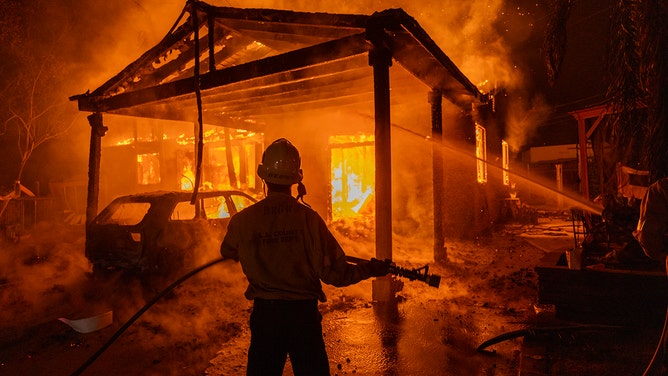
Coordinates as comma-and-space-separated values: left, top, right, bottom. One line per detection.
543, 0, 575, 86
640, 0, 668, 180
606, 0, 644, 144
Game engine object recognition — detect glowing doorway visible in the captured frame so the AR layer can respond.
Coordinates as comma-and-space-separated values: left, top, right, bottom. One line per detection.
330, 135, 375, 221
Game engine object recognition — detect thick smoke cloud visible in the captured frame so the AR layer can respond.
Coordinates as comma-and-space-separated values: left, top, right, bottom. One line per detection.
0, 0, 186, 190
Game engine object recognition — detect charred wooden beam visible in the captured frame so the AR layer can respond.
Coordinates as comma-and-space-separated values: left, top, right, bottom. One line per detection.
90, 13, 194, 97
386, 11, 481, 99
197, 70, 426, 118
223, 27, 347, 50
85, 113, 107, 227
210, 92, 376, 118
369, 43, 393, 262
200, 67, 372, 109
99, 55, 370, 119
391, 31, 479, 107
74, 32, 371, 113
107, 63, 420, 125
430, 90, 446, 263
202, 4, 369, 31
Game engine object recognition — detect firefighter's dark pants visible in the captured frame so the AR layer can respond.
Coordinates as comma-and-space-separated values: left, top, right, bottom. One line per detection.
247, 298, 330, 376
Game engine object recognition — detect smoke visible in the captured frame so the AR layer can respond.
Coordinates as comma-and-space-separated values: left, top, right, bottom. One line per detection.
0, 222, 90, 338
0, 0, 187, 190
2, 0, 551, 189
504, 94, 553, 153
220, 0, 518, 89
217, 0, 546, 151
0, 220, 252, 374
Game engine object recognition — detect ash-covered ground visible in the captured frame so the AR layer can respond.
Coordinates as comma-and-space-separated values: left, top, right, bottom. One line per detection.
0, 214, 660, 375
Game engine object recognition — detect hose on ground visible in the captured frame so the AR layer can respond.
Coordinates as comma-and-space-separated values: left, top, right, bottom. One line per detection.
643, 259, 668, 376
70, 257, 227, 376
476, 324, 623, 352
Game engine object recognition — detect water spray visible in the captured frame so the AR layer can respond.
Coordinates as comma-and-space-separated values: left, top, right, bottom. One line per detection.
390, 122, 603, 216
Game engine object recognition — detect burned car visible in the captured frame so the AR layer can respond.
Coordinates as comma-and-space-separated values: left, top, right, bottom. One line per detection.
86, 190, 257, 283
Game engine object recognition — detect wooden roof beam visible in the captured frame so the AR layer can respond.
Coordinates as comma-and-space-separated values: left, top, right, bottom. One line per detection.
74, 32, 370, 113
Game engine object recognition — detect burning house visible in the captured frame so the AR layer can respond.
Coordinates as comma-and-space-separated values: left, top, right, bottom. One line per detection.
70, 1, 511, 262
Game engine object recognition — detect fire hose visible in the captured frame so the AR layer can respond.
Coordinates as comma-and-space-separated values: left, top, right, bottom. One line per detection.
346, 256, 441, 288
476, 324, 623, 353
70, 257, 226, 376
70, 255, 439, 375
643, 259, 668, 376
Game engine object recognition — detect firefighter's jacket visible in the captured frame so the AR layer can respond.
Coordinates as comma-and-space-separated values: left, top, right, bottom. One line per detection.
634, 177, 668, 261
220, 191, 373, 302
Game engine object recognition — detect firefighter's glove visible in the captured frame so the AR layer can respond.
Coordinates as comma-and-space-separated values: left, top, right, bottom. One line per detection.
367, 258, 390, 277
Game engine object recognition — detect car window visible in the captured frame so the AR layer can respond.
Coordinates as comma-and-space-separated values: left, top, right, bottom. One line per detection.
103, 202, 151, 225
203, 196, 230, 219
230, 194, 256, 212
171, 201, 197, 220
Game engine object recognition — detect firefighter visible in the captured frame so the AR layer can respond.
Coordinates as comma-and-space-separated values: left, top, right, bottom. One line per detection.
634, 177, 668, 262
220, 138, 389, 376
634, 177, 668, 375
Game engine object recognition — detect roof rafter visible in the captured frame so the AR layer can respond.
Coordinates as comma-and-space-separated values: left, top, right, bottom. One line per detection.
75, 33, 371, 113
70, 3, 484, 125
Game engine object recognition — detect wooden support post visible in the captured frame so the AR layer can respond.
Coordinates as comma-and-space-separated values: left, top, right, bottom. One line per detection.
370, 46, 392, 262
369, 31, 399, 303
430, 90, 447, 263
85, 113, 107, 226
556, 163, 564, 209
574, 115, 590, 200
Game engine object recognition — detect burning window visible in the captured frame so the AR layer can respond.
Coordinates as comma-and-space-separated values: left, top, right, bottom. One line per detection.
176, 130, 261, 191
330, 134, 375, 220
137, 153, 161, 185
475, 123, 487, 184
502, 140, 510, 186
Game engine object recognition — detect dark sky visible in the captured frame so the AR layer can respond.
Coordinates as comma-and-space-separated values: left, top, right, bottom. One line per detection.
0, 0, 611, 192
519, 0, 611, 147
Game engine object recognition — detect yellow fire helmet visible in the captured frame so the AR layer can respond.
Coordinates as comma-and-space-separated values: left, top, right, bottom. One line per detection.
257, 138, 304, 185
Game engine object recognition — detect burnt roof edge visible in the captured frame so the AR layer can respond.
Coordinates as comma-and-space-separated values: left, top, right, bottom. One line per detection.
370, 8, 482, 102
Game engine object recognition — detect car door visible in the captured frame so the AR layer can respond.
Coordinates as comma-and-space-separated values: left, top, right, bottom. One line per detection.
148, 197, 205, 273
201, 194, 233, 241
86, 198, 152, 270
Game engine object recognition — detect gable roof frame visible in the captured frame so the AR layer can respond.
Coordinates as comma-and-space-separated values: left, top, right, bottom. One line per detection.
70, 1, 483, 125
